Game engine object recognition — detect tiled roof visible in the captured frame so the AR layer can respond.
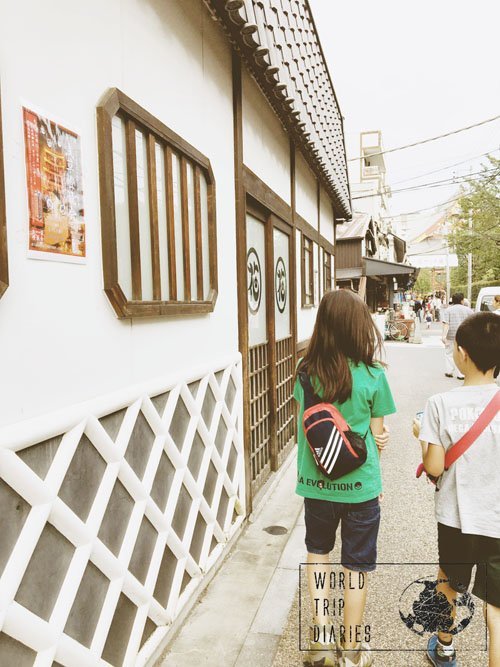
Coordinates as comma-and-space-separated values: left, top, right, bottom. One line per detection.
203, 0, 352, 219
336, 212, 371, 240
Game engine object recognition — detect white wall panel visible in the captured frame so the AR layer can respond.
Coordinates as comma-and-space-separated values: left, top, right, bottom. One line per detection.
319, 187, 334, 244
0, 0, 237, 427
295, 151, 318, 225
242, 70, 291, 205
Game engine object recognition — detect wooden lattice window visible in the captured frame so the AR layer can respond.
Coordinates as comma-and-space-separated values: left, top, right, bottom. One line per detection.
0, 90, 8, 299
323, 250, 332, 293
301, 234, 314, 307
97, 88, 218, 318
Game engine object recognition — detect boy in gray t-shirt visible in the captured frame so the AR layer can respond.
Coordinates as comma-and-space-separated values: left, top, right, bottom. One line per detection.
414, 313, 500, 667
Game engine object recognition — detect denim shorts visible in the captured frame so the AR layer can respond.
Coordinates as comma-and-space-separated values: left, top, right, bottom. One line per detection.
304, 496, 381, 572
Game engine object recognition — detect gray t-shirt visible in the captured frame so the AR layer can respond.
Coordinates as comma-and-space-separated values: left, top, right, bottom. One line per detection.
442, 304, 473, 340
420, 384, 500, 538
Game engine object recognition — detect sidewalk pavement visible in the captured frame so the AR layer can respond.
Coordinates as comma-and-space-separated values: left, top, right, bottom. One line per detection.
272, 340, 488, 667
159, 335, 488, 667
157, 450, 306, 667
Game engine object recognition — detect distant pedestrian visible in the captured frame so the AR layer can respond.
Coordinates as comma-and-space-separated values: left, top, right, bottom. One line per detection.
442, 293, 473, 379
413, 313, 500, 667
294, 290, 395, 667
414, 298, 423, 322
433, 294, 442, 322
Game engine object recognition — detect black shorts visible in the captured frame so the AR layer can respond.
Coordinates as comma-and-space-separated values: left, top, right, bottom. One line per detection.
438, 523, 500, 607
304, 496, 380, 572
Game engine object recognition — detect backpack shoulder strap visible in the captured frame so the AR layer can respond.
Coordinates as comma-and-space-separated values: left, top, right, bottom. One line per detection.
298, 371, 320, 408
444, 390, 500, 470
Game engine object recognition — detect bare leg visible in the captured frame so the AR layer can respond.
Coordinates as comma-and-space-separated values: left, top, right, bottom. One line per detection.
306, 551, 331, 627
342, 567, 368, 650
436, 567, 457, 644
486, 603, 500, 667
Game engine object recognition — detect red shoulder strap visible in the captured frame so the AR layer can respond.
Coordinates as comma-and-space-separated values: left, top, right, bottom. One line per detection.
444, 390, 500, 470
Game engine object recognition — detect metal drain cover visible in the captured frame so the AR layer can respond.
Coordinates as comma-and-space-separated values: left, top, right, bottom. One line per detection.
263, 525, 288, 535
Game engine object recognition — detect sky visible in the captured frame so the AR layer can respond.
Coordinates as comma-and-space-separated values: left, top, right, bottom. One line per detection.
308, 0, 500, 238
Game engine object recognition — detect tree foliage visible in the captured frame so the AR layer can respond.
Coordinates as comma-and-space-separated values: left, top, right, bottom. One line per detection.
414, 268, 445, 295
448, 156, 500, 284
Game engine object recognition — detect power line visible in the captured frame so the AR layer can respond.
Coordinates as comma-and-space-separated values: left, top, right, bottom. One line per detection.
380, 197, 461, 219
408, 223, 500, 253
390, 148, 500, 186
407, 245, 449, 257
348, 114, 500, 162
384, 168, 497, 196
352, 168, 498, 200
380, 168, 500, 219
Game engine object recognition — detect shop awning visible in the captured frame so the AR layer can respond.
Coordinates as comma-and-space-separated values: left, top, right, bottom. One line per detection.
364, 257, 416, 277
336, 267, 363, 280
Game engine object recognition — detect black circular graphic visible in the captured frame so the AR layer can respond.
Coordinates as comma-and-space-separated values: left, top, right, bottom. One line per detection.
354, 481, 363, 490
275, 257, 287, 314
399, 576, 474, 637
247, 247, 262, 314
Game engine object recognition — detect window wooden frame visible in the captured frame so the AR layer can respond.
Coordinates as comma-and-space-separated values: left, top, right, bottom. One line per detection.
301, 233, 314, 307
96, 88, 218, 318
0, 90, 8, 299
323, 249, 332, 294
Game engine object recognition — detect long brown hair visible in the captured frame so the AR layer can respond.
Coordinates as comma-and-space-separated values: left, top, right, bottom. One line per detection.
298, 289, 384, 404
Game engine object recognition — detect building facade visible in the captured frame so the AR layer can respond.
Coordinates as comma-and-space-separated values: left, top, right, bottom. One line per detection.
0, 0, 350, 664
336, 212, 415, 312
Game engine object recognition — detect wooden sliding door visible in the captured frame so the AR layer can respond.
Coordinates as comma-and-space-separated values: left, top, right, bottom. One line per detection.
246, 207, 295, 497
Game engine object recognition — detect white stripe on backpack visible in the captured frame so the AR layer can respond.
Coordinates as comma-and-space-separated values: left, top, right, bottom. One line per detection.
325, 432, 344, 473
323, 431, 342, 472
320, 428, 337, 465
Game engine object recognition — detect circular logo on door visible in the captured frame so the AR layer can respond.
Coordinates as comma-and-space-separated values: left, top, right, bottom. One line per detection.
247, 247, 262, 314
275, 257, 287, 314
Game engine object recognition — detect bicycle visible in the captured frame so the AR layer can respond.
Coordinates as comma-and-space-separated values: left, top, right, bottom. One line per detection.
385, 320, 409, 341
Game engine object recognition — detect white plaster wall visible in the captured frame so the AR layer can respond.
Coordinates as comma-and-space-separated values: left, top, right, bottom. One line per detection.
295, 151, 318, 225
295, 230, 319, 343
319, 187, 334, 244
242, 70, 291, 205
0, 0, 237, 426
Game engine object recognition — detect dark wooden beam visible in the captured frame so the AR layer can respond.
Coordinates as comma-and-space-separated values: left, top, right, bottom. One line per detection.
0, 88, 8, 298
232, 51, 253, 515
125, 119, 142, 301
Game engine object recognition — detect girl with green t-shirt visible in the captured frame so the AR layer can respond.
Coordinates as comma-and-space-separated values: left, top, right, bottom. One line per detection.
296, 290, 396, 667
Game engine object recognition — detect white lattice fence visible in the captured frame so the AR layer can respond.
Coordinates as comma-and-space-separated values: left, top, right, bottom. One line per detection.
0, 353, 244, 667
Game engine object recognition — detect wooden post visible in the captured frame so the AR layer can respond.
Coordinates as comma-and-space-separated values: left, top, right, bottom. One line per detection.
359, 276, 367, 301
232, 51, 252, 515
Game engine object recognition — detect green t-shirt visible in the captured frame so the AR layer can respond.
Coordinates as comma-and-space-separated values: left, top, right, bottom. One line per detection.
293, 360, 396, 503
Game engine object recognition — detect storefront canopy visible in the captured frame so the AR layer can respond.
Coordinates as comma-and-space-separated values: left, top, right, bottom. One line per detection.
364, 257, 416, 277
337, 257, 415, 281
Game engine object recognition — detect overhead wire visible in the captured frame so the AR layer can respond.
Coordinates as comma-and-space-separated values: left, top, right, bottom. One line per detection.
347, 114, 500, 162
352, 168, 499, 200
390, 148, 500, 186
379, 197, 462, 219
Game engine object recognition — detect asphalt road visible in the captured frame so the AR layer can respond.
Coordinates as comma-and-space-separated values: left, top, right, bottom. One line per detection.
272, 326, 489, 667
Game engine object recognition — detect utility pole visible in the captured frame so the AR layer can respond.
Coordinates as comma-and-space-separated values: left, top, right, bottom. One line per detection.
467, 214, 473, 303
446, 245, 450, 304
444, 219, 450, 304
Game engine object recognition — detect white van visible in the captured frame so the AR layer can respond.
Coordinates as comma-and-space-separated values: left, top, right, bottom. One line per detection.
475, 286, 500, 313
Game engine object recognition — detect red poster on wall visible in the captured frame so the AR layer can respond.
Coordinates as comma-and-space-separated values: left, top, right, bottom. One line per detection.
23, 107, 86, 262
